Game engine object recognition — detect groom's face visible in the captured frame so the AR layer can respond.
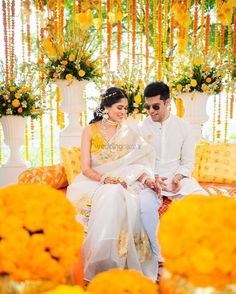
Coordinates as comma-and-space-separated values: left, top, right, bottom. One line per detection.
144, 95, 170, 122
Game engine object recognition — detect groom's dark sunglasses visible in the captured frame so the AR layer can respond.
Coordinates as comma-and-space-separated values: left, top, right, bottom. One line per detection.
143, 103, 160, 111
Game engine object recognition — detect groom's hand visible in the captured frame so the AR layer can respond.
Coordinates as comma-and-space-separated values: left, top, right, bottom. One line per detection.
145, 178, 162, 198
171, 174, 184, 194
155, 175, 171, 192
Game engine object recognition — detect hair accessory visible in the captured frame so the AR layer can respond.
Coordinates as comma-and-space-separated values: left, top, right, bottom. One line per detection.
102, 90, 125, 100
95, 107, 103, 117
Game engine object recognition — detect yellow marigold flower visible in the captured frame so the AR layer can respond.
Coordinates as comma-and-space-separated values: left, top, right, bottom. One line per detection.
138, 80, 144, 89
134, 94, 141, 104
107, 12, 115, 23
17, 107, 23, 113
78, 70, 85, 77
15, 93, 21, 99
87, 269, 158, 294
159, 195, 236, 289
9, 86, 16, 92
190, 79, 197, 87
30, 94, 35, 99
201, 84, 209, 92
206, 77, 211, 83
12, 99, 20, 107
203, 65, 211, 72
193, 59, 201, 66
69, 54, 75, 62
44, 285, 86, 294
176, 84, 183, 91
61, 60, 68, 66
66, 74, 73, 81
0, 184, 84, 283
78, 9, 94, 30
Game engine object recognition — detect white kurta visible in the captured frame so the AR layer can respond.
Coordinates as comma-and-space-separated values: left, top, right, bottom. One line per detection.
137, 114, 206, 197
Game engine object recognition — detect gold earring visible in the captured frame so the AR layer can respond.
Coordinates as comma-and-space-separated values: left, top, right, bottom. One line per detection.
103, 110, 109, 119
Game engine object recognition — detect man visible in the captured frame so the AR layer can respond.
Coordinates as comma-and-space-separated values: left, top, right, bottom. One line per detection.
137, 81, 207, 274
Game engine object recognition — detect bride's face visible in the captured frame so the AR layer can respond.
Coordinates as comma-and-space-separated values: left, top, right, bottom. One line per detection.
107, 98, 128, 123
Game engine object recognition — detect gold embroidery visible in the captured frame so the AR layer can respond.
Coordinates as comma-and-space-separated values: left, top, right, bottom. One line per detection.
134, 231, 152, 262
117, 230, 129, 258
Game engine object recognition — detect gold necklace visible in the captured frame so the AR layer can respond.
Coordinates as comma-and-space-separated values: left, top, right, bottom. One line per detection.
102, 118, 120, 127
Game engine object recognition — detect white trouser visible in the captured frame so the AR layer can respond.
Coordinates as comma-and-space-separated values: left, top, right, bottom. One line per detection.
139, 188, 163, 262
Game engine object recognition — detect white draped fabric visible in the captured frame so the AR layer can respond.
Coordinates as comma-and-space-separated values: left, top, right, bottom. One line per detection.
67, 124, 158, 281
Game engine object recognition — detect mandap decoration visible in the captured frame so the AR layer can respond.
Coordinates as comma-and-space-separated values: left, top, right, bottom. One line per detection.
172, 55, 224, 142
0, 184, 84, 293
40, 10, 100, 147
158, 195, 236, 293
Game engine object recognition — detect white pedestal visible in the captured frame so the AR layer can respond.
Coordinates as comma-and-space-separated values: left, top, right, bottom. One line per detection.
178, 92, 209, 143
0, 116, 28, 186
55, 79, 88, 148
0, 166, 26, 187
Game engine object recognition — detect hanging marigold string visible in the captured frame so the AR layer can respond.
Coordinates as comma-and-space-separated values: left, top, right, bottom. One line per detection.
139, 0, 143, 74
49, 87, 54, 165
230, 89, 234, 119
117, 0, 122, 69
193, 0, 198, 47
234, 9, 236, 55
217, 93, 221, 140
107, 0, 112, 71
200, 0, 205, 38
157, 2, 162, 80
153, 0, 158, 78
131, 0, 136, 65
127, 0, 131, 76
145, 0, 149, 73
169, 13, 174, 89
78, 0, 82, 12
220, 24, 225, 56
212, 95, 217, 142
224, 87, 229, 142
205, 14, 210, 54
162, 0, 168, 72
214, 23, 219, 61
2, 0, 15, 83
98, 0, 103, 77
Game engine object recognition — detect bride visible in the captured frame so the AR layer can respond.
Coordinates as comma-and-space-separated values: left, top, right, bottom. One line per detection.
67, 87, 160, 282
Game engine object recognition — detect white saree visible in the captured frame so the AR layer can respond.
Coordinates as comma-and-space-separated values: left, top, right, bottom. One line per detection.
67, 124, 158, 281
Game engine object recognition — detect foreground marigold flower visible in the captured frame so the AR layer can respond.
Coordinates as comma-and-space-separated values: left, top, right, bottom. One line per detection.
87, 269, 158, 294
159, 195, 236, 289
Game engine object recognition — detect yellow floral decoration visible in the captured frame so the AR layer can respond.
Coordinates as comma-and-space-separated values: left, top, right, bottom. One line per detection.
0, 184, 84, 284
87, 269, 158, 294
158, 195, 236, 290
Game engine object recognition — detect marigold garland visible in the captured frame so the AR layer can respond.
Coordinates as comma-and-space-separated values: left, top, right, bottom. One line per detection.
87, 269, 158, 294
159, 195, 236, 289
0, 184, 84, 283
145, 0, 149, 72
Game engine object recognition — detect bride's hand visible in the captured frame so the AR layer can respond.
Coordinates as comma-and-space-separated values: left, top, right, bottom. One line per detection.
104, 177, 128, 189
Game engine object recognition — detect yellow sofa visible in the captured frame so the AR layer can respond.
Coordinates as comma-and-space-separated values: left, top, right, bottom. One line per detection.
18, 142, 236, 203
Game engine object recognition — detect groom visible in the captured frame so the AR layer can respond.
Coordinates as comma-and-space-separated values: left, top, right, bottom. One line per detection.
137, 81, 207, 273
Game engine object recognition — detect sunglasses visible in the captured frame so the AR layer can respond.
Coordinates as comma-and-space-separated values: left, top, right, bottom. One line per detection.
143, 103, 160, 111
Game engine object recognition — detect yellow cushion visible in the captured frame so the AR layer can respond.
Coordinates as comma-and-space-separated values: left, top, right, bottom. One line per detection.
193, 141, 208, 181
197, 143, 236, 184
60, 147, 81, 184
18, 164, 68, 189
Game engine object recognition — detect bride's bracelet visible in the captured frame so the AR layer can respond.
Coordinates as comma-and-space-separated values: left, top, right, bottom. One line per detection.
100, 175, 125, 184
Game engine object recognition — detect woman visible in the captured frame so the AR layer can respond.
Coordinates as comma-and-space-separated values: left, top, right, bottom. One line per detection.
67, 87, 160, 282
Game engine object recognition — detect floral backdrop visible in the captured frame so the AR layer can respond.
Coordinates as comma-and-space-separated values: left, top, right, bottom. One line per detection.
0, 0, 235, 167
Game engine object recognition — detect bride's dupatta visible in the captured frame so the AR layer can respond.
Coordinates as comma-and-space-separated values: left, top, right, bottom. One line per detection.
67, 124, 157, 281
